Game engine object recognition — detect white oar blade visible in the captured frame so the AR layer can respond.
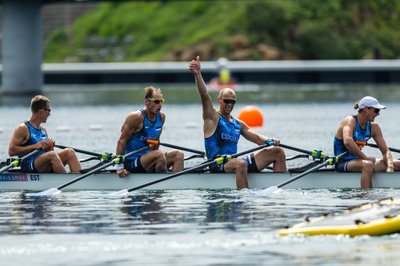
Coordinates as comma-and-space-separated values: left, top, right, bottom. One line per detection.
26, 187, 61, 197
253, 186, 281, 196
108, 189, 129, 197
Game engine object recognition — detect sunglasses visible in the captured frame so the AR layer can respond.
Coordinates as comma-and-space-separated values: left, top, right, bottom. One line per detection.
42, 108, 51, 113
221, 99, 236, 105
147, 97, 165, 105
369, 107, 380, 114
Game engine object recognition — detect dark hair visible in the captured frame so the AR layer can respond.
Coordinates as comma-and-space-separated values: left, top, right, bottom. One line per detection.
31, 95, 50, 113
144, 86, 162, 99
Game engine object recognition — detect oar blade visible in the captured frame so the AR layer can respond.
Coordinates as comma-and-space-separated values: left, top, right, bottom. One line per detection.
109, 189, 129, 197
26, 187, 61, 197
253, 186, 281, 196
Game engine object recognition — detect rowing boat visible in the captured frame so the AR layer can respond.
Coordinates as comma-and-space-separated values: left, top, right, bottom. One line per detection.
278, 197, 400, 236
1, 170, 400, 191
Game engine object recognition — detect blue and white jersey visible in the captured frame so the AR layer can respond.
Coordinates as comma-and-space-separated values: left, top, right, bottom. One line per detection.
125, 109, 163, 161
334, 115, 371, 162
205, 114, 241, 159
20, 121, 47, 167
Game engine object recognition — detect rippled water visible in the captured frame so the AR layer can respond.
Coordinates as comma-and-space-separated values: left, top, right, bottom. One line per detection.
1, 101, 400, 265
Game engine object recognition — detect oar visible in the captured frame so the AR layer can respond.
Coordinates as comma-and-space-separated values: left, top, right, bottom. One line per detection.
259, 151, 349, 195
160, 142, 205, 156
55, 144, 113, 161
29, 141, 157, 196
110, 143, 272, 197
367, 143, 400, 154
279, 143, 326, 160
0, 150, 40, 173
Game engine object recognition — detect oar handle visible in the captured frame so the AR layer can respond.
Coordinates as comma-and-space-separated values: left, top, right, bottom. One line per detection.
55, 144, 113, 160
279, 143, 326, 159
160, 142, 205, 156
0, 150, 40, 173
276, 151, 348, 189
367, 143, 400, 154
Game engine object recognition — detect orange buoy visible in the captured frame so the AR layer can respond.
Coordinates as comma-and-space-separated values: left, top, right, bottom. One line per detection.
237, 105, 264, 127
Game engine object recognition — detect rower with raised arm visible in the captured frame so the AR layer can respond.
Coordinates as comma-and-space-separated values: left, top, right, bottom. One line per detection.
8, 95, 81, 173
189, 56, 286, 189
115, 86, 184, 177
333, 96, 400, 188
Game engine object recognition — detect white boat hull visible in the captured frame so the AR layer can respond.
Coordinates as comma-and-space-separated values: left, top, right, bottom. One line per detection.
1, 170, 400, 191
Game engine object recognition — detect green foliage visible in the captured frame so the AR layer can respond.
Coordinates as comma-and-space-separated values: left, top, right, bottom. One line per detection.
44, 0, 400, 62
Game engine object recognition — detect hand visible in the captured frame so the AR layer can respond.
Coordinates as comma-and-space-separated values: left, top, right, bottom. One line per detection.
36, 140, 52, 151
265, 138, 280, 146
47, 138, 56, 151
117, 169, 129, 178
366, 156, 376, 164
386, 164, 394, 172
189, 56, 201, 74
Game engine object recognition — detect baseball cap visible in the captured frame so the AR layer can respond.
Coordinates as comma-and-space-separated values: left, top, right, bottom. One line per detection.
358, 96, 386, 109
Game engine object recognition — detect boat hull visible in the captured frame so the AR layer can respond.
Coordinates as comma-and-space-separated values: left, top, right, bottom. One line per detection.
1, 171, 400, 191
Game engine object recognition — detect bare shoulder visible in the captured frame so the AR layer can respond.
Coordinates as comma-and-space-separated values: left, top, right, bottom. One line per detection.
370, 122, 382, 134
14, 122, 29, 133
343, 115, 355, 123
126, 110, 143, 121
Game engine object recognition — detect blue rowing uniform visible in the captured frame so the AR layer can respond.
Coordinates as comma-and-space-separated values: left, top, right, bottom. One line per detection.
125, 109, 162, 162
20, 121, 47, 172
334, 115, 371, 171
205, 113, 241, 160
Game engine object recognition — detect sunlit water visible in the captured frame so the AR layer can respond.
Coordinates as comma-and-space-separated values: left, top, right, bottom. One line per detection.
1, 101, 400, 265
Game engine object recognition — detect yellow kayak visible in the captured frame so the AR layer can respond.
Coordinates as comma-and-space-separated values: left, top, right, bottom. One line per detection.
278, 197, 400, 237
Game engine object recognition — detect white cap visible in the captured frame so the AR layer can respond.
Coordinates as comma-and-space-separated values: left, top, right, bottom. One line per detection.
358, 96, 386, 109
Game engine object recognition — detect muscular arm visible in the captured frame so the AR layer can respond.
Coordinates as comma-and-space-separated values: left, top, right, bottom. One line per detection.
240, 120, 272, 145
371, 123, 394, 171
189, 56, 219, 137
116, 111, 143, 155
8, 123, 50, 156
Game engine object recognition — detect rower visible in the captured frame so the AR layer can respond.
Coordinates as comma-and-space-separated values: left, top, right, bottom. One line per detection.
189, 56, 287, 190
115, 86, 184, 178
333, 96, 400, 188
8, 95, 81, 173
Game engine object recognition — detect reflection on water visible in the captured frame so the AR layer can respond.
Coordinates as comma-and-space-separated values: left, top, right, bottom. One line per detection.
2, 189, 400, 265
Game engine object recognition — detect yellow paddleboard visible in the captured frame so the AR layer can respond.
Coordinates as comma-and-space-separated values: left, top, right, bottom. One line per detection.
278, 197, 400, 237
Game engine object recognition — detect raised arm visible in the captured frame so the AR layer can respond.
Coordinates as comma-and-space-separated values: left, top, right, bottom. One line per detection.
189, 56, 217, 122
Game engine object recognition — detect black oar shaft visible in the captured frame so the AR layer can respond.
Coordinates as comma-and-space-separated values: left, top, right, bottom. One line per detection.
279, 144, 312, 156
57, 160, 115, 190
56, 145, 149, 190
55, 144, 102, 158
0, 150, 40, 173
367, 143, 400, 153
276, 151, 348, 189
128, 159, 216, 192
127, 143, 270, 192
160, 142, 205, 156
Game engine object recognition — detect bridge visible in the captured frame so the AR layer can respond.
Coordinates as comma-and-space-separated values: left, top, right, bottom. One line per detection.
2, 1, 400, 104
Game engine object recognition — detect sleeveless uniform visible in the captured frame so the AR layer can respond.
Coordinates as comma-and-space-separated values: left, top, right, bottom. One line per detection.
205, 114, 258, 173
334, 115, 371, 172
20, 121, 47, 173
124, 109, 163, 173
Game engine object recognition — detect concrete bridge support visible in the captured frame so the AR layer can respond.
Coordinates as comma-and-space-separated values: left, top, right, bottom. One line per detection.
1, 0, 42, 104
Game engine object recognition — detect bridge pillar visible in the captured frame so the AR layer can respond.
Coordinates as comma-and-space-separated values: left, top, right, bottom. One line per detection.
1, 0, 42, 105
